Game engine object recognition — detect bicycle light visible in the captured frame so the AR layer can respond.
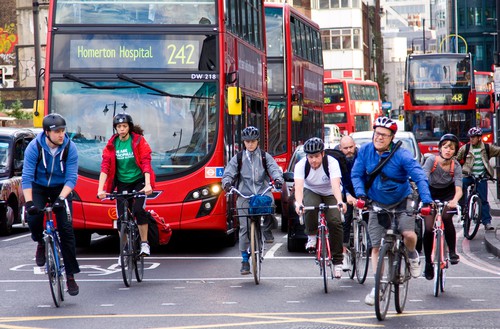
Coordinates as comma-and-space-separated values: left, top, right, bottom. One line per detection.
420, 207, 432, 216
356, 199, 366, 209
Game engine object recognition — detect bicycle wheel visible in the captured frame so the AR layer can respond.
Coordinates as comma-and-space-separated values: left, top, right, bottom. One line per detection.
55, 241, 65, 302
394, 249, 409, 313
355, 220, 369, 284
319, 227, 329, 293
347, 247, 356, 280
375, 243, 392, 321
134, 226, 144, 282
120, 222, 133, 287
433, 230, 442, 297
465, 195, 482, 240
250, 219, 261, 285
45, 237, 62, 307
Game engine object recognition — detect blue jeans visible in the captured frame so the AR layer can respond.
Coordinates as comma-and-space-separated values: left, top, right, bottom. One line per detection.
462, 176, 491, 225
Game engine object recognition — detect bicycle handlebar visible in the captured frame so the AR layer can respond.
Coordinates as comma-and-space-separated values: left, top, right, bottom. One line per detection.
299, 203, 345, 225
100, 190, 146, 201
226, 183, 275, 199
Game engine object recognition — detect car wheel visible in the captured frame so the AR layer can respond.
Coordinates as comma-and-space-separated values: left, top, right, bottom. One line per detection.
0, 205, 14, 236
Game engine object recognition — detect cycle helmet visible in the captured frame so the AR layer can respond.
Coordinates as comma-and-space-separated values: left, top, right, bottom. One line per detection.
42, 113, 66, 132
438, 133, 459, 156
241, 126, 260, 141
303, 137, 324, 154
467, 127, 483, 137
373, 117, 398, 134
113, 113, 134, 130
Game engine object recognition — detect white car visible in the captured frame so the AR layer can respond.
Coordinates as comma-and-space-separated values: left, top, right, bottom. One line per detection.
350, 130, 423, 165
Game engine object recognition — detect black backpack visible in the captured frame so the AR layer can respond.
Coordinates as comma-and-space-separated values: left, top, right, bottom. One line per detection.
34, 139, 70, 179
304, 149, 349, 179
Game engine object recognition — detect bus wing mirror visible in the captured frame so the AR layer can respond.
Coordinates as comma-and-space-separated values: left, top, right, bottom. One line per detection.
227, 87, 242, 115
292, 105, 302, 122
33, 100, 44, 128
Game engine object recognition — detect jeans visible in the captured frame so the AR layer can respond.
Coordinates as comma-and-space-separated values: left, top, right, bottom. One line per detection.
27, 183, 80, 276
462, 176, 491, 225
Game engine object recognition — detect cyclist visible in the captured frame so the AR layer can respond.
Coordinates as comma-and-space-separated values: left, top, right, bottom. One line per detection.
221, 126, 283, 275
422, 134, 463, 280
97, 113, 155, 257
351, 117, 433, 305
294, 137, 346, 278
22, 113, 80, 296
456, 127, 500, 231
335, 135, 359, 270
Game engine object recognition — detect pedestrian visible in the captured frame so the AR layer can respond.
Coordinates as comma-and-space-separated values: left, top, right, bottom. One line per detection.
221, 126, 283, 275
422, 134, 462, 280
351, 117, 433, 305
22, 113, 80, 296
97, 113, 155, 257
456, 127, 500, 231
294, 137, 346, 278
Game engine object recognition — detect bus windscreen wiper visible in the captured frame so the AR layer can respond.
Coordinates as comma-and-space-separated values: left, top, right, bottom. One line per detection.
117, 74, 211, 100
63, 74, 138, 90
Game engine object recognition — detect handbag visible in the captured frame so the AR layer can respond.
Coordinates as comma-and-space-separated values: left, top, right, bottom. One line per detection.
248, 195, 273, 215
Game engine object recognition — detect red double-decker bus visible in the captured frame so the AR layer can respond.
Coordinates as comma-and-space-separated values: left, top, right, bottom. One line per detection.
264, 3, 324, 173
41, 0, 268, 246
403, 53, 477, 154
474, 71, 494, 144
323, 78, 382, 135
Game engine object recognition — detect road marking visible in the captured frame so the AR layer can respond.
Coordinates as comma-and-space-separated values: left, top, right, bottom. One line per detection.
460, 235, 500, 275
2, 233, 31, 242
264, 243, 282, 258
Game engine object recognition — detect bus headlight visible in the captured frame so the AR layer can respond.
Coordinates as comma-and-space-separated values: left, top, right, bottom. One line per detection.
184, 183, 222, 202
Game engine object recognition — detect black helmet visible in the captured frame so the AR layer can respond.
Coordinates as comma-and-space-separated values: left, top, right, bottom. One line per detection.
303, 137, 324, 154
42, 113, 66, 132
113, 113, 134, 129
439, 134, 459, 155
241, 126, 260, 141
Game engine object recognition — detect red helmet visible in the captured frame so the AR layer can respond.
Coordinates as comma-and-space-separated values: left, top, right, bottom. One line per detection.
373, 117, 398, 134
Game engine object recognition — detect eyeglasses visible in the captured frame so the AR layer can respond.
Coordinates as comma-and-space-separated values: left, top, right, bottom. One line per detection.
373, 131, 392, 139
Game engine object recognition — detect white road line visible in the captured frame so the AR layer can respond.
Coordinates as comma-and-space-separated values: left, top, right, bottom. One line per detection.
2, 233, 31, 242
265, 243, 282, 258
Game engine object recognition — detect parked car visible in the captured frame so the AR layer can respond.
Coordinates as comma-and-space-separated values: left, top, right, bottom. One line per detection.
350, 130, 423, 165
324, 124, 342, 148
0, 127, 36, 235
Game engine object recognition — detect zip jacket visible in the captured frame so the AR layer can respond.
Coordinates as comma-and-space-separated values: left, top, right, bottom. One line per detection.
221, 147, 282, 198
351, 142, 432, 205
456, 141, 500, 177
22, 132, 78, 189
100, 132, 156, 192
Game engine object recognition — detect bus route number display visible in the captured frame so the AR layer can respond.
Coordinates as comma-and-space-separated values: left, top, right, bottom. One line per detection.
67, 36, 202, 70
414, 92, 465, 105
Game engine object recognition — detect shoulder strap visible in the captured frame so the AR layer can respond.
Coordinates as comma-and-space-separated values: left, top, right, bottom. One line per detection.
430, 156, 439, 173
305, 154, 330, 179
260, 149, 271, 179
237, 151, 243, 173
432, 156, 455, 178
365, 140, 403, 192
485, 143, 490, 158
237, 150, 271, 180
464, 143, 470, 159
34, 140, 70, 179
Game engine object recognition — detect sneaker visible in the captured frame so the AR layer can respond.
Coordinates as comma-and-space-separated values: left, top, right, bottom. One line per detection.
409, 253, 422, 278
449, 252, 460, 265
240, 261, 250, 275
424, 263, 434, 280
334, 264, 343, 279
66, 275, 79, 296
365, 287, 375, 306
140, 242, 150, 256
264, 238, 274, 244
484, 224, 495, 231
305, 235, 317, 252
342, 252, 350, 271
35, 242, 46, 266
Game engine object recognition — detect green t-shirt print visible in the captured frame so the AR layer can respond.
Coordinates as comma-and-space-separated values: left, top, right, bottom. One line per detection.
114, 137, 143, 183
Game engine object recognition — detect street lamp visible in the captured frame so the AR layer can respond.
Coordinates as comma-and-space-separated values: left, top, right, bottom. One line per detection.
103, 101, 128, 117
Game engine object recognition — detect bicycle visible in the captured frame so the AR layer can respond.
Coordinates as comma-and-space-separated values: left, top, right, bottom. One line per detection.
27, 202, 70, 308
300, 203, 344, 293
462, 175, 495, 240
227, 184, 275, 285
352, 207, 370, 284
358, 199, 417, 321
103, 191, 146, 287
421, 201, 460, 297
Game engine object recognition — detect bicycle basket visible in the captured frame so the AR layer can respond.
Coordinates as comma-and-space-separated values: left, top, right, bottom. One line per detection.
249, 195, 273, 215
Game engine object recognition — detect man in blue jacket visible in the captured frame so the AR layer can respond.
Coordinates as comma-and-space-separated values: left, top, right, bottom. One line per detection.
22, 113, 80, 296
351, 117, 433, 306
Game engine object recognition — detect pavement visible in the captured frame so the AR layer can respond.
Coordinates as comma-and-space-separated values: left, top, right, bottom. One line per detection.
483, 180, 500, 258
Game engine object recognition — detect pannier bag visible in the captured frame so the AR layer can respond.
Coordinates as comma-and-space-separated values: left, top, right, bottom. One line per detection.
147, 210, 172, 246
248, 195, 274, 215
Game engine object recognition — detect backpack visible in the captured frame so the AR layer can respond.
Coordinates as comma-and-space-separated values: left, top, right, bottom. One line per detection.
236, 149, 270, 179
463, 143, 490, 160
430, 155, 455, 178
147, 210, 172, 247
304, 149, 348, 179
34, 139, 70, 179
